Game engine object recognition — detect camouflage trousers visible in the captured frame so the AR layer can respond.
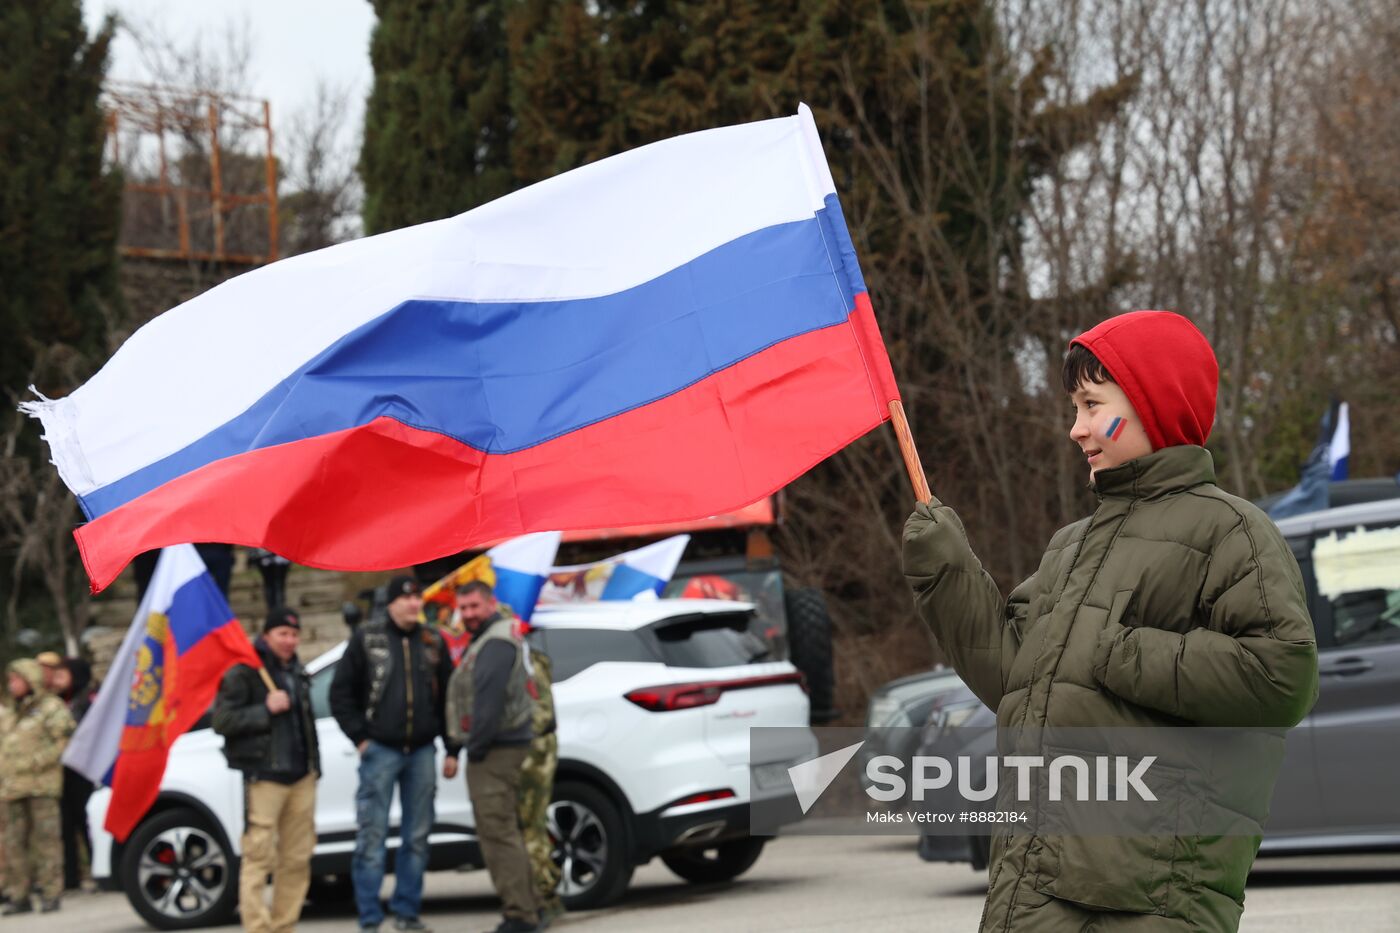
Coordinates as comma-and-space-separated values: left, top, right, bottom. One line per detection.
4, 796, 62, 901
519, 733, 561, 910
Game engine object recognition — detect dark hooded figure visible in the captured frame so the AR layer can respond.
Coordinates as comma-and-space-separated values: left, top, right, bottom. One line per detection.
54, 658, 96, 892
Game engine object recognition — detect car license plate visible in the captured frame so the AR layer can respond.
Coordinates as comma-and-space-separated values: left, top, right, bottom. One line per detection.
752, 762, 791, 791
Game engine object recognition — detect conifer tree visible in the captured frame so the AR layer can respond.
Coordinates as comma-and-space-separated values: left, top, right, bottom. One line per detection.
360, 0, 514, 233
0, 0, 121, 402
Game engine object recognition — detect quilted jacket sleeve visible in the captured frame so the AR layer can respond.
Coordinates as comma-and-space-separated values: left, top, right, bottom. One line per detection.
903, 500, 1022, 711
1092, 507, 1320, 728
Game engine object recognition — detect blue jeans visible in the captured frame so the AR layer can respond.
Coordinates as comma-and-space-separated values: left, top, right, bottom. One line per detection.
351, 741, 437, 925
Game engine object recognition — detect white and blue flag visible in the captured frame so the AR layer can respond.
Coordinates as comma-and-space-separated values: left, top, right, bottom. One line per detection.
1269, 401, 1349, 520
599, 535, 692, 600
541, 535, 691, 604
1328, 401, 1350, 481
486, 532, 562, 622
422, 531, 562, 626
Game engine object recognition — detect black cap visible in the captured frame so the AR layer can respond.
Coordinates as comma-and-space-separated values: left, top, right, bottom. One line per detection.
386, 575, 421, 603
264, 607, 301, 633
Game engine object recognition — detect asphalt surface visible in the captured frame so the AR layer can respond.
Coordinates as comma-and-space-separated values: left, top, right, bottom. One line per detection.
13, 837, 1400, 932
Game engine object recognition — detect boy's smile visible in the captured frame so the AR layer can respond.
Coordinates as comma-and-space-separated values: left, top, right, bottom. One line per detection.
1069, 380, 1154, 479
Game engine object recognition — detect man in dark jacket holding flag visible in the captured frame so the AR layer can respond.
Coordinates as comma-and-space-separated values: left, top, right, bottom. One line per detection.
213, 608, 320, 933
904, 311, 1319, 931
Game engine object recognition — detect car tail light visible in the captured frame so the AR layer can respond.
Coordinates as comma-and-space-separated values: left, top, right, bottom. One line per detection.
669, 788, 737, 808
624, 671, 806, 712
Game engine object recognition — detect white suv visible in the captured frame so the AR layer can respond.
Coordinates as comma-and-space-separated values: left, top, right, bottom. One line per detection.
89, 599, 816, 929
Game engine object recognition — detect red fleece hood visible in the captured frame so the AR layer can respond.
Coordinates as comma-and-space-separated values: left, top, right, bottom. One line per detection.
1070, 310, 1219, 450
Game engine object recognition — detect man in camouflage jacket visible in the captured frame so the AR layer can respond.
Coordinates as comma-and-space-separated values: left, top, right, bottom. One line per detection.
519, 649, 562, 926
0, 659, 76, 914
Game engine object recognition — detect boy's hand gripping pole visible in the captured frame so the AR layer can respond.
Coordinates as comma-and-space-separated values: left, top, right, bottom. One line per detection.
889, 400, 932, 504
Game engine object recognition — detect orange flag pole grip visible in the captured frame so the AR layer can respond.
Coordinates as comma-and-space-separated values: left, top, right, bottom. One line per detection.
239, 627, 279, 693
889, 400, 931, 504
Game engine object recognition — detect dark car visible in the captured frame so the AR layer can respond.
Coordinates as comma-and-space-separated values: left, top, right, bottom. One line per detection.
860, 666, 965, 787
911, 489, 1400, 869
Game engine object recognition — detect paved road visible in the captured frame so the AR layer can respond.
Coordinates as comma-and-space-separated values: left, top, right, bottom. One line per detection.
17, 838, 1400, 932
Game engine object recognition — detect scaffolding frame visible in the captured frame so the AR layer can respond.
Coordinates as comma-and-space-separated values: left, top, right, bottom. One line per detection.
104, 81, 279, 265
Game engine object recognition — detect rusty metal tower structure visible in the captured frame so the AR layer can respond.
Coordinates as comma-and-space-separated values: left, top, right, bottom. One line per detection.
104, 81, 279, 266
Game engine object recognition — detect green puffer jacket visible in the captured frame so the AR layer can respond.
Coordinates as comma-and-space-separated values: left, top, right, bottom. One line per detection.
0, 659, 76, 800
903, 446, 1319, 932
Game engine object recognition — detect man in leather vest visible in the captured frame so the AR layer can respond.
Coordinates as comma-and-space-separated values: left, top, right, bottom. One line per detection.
213, 608, 320, 933
330, 576, 458, 933
446, 581, 540, 933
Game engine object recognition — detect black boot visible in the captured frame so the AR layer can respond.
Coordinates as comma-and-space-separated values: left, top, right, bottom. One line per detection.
489, 917, 541, 933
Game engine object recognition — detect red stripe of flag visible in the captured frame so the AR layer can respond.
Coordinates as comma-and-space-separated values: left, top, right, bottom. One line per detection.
77, 297, 898, 593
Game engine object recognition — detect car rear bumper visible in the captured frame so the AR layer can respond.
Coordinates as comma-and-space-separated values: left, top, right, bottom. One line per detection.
632, 768, 810, 861
632, 799, 756, 860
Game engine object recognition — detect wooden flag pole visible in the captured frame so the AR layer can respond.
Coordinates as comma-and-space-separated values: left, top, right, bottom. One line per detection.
889, 400, 931, 504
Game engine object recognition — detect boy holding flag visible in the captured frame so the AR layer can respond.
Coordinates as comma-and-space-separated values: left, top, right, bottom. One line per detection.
904, 311, 1319, 932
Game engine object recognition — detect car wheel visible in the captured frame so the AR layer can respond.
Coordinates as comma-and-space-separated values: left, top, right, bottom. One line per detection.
660, 838, 766, 883
784, 587, 837, 723
548, 780, 633, 910
120, 808, 238, 930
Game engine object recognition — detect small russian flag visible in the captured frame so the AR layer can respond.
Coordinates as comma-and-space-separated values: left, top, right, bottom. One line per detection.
1107, 417, 1128, 441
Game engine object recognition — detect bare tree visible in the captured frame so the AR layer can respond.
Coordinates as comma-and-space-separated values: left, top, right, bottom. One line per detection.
776, 2, 1135, 710
4, 348, 94, 654
1000, 0, 1386, 497
279, 80, 365, 255
781, 0, 1397, 715
111, 13, 362, 262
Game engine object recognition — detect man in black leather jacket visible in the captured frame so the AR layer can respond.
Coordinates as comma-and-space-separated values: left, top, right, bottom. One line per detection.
330, 576, 458, 933
212, 608, 320, 933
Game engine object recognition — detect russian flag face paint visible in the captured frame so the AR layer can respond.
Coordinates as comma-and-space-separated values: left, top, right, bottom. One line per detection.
1106, 416, 1128, 442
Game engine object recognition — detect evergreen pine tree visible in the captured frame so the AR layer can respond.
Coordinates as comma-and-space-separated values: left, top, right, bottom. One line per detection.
360, 0, 515, 234
506, 0, 615, 180
0, 0, 121, 402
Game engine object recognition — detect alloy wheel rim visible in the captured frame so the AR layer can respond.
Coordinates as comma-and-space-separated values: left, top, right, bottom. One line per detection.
136, 825, 228, 918
547, 799, 608, 896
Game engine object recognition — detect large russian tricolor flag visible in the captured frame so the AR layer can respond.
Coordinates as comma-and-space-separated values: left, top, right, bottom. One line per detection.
26, 105, 900, 593
61, 545, 260, 841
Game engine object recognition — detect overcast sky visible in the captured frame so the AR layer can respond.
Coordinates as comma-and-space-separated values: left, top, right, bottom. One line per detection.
84, 0, 376, 148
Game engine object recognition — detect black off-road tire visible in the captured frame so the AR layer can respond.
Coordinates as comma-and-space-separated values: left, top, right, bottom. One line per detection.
784, 587, 837, 723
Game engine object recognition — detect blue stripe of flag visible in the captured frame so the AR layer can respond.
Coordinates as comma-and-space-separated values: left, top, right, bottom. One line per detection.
600, 563, 665, 600
493, 566, 547, 623
80, 196, 863, 521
